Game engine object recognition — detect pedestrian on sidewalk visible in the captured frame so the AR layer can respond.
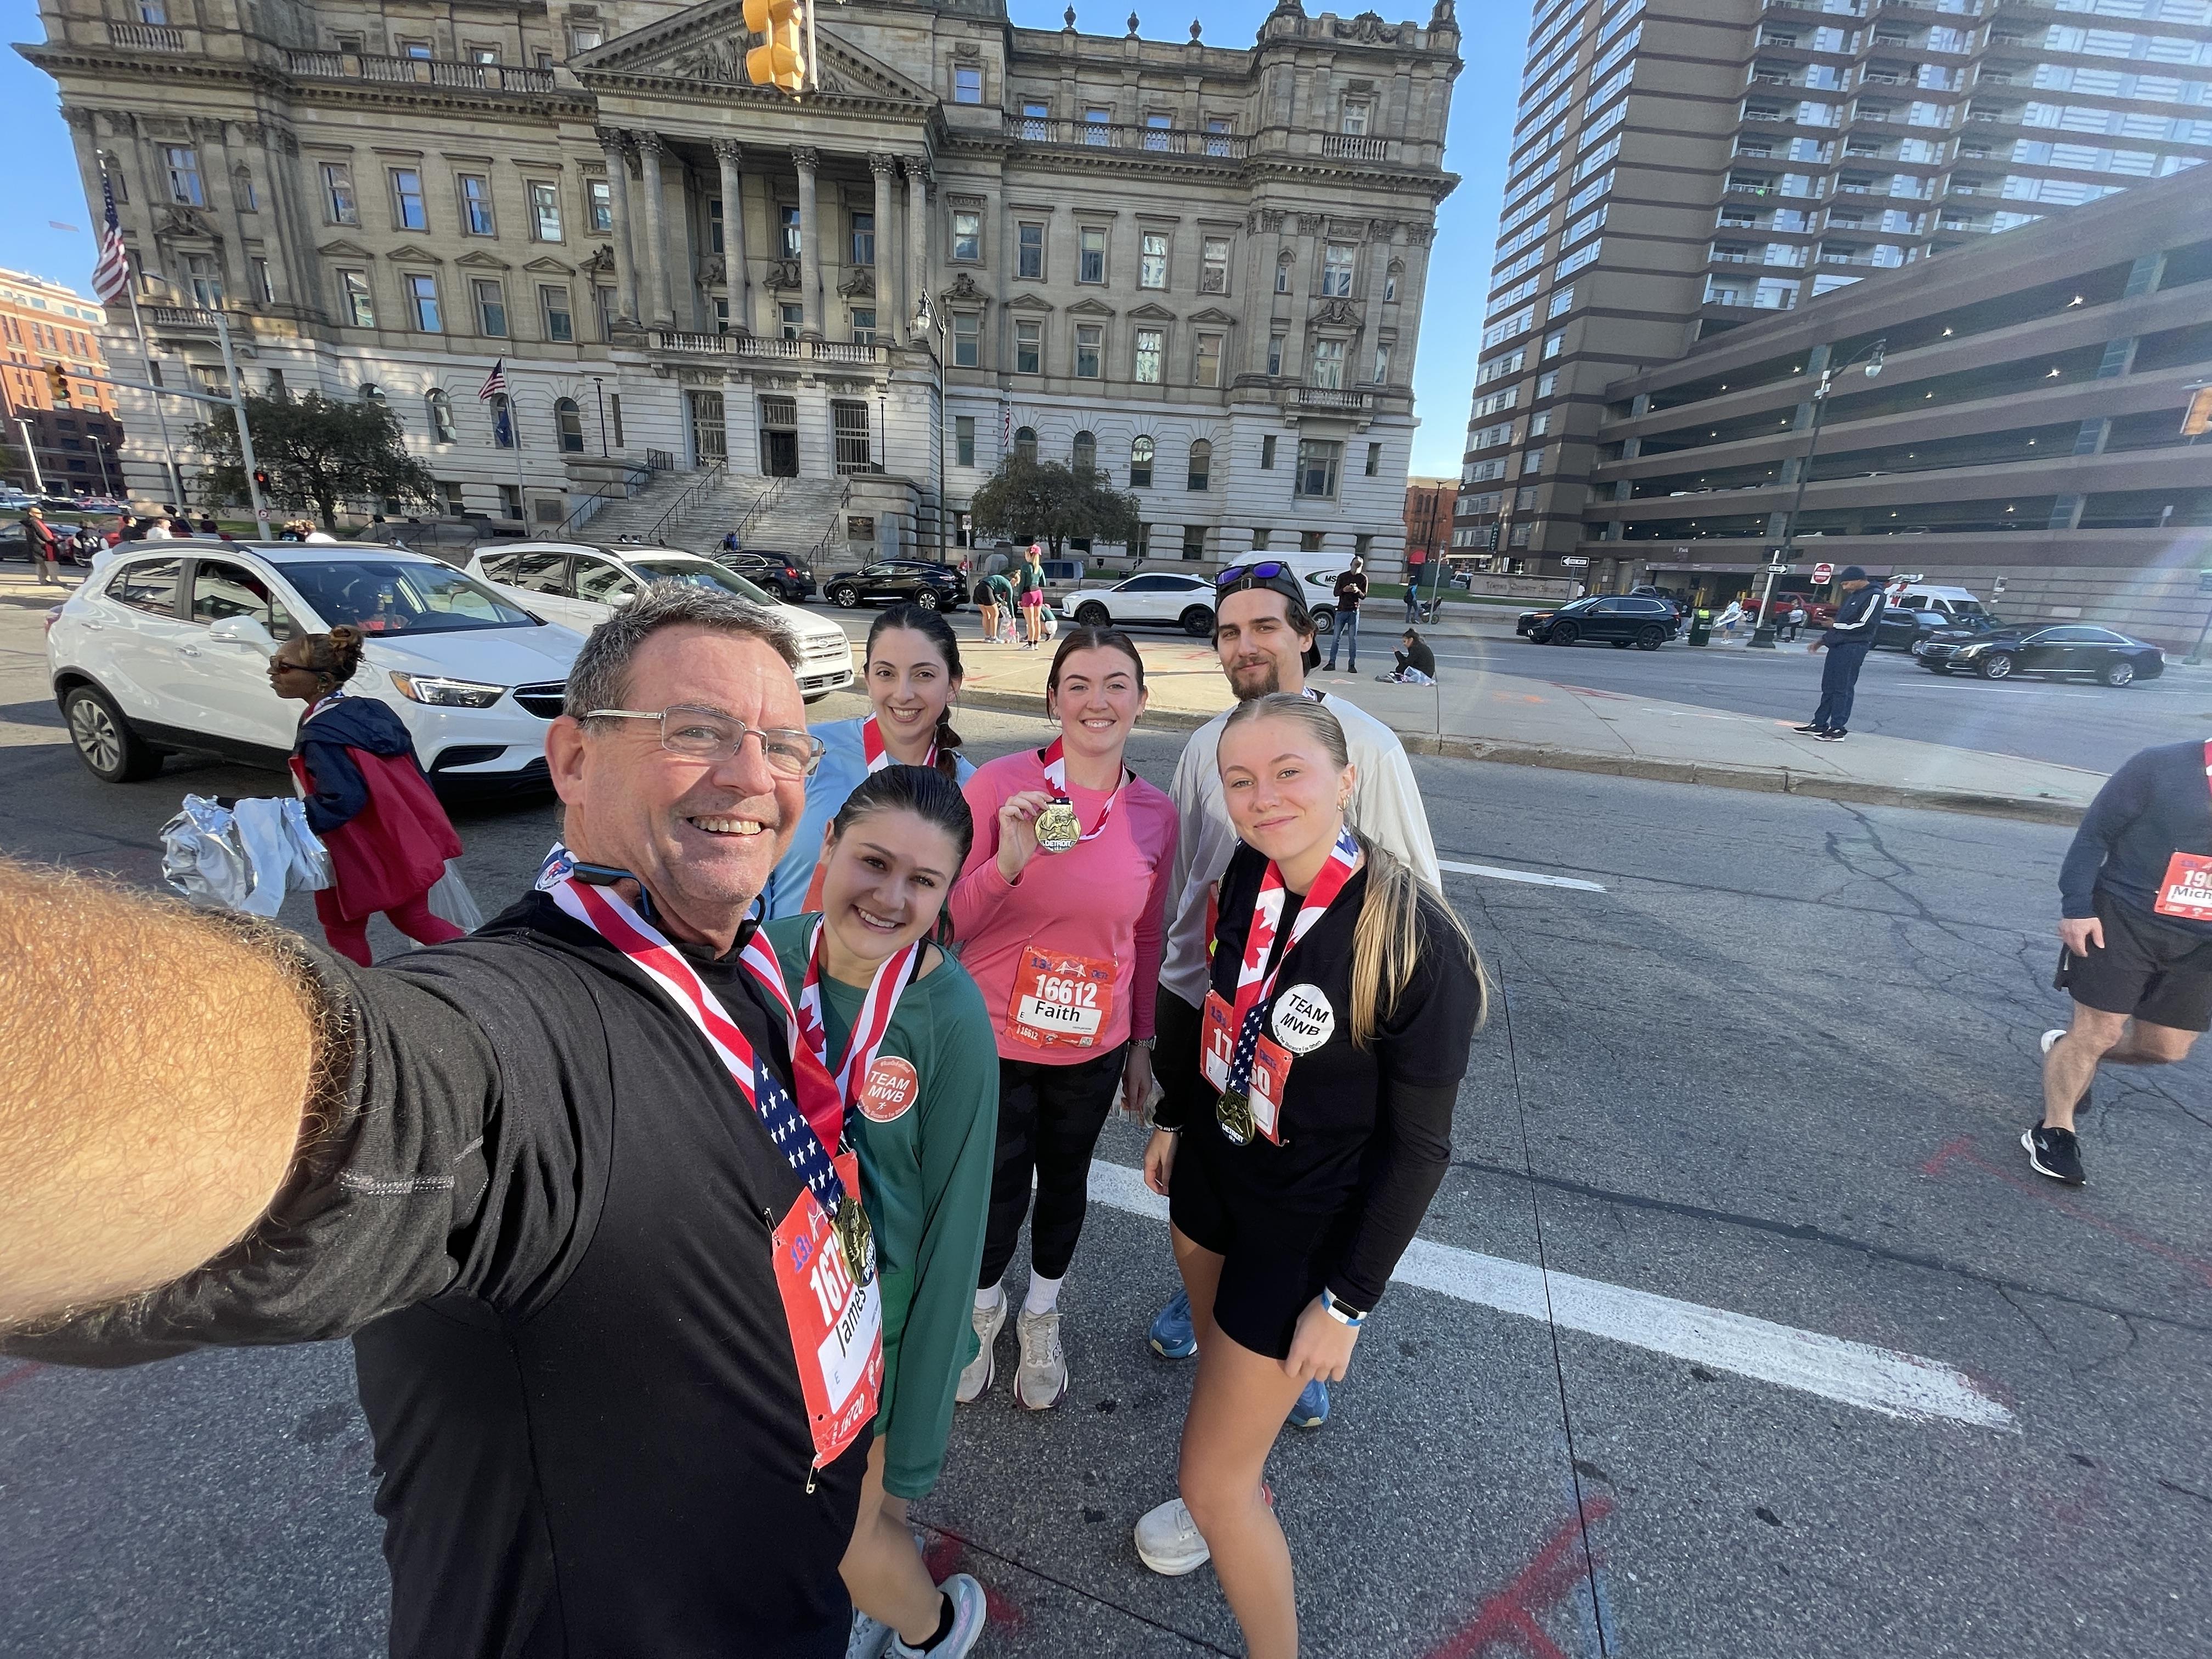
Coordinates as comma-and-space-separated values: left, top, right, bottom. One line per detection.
1714, 596, 1746, 640
1323, 555, 1367, 673
1784, 602, 1807, 642
2029, 739, 2212, 1187
1796, 567, 1886, 742
1377, 629, 1437, 684
1132, 695, 1482, 1658
1015, 543, 1047, 650
23, 507, 63, 585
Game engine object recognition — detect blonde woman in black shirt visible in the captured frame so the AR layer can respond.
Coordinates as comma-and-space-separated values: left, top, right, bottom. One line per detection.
1132, 692, 1483, 1657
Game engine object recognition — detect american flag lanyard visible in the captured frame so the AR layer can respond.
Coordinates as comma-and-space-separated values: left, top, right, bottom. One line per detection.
797, 919, 921, 1114
860, 713, 933, 774
1223, 828, 1362, 1101
1038, 736, 1130, 845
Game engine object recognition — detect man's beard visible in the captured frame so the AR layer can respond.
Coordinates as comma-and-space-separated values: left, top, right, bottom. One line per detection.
1229, 659, 1282, 701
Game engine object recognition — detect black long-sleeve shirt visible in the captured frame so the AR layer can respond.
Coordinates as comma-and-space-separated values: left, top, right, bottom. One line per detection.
1820, 582, 1886, 644
2061, 739, 2212, 938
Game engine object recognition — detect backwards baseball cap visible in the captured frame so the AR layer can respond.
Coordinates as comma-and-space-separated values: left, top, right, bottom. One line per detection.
1216, 561, 1322, 671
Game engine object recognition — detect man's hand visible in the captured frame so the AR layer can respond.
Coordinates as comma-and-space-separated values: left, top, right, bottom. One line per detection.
2059, 915, 2105, 957
1808, 639, 1825, 653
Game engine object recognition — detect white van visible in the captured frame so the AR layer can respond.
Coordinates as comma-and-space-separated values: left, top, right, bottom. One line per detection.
1887, 583, 1994, 623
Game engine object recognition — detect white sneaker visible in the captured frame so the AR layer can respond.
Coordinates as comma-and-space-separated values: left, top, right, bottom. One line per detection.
2041, 1028, 2067, 1055
955, 1297, 1005, 1404
887, 1573, 987, 1659
1014, 1307, 1069, 1410
846, 1611, 894, 1659
1134, 1497, 1210, 1576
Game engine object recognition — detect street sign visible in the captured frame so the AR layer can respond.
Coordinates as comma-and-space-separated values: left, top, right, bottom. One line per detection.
1561, 557, 1589, 567
1763, 564, 1788, 575
1810, 561, 1835, 584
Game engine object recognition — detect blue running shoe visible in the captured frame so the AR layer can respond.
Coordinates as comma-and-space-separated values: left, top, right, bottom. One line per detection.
1286, 1378, 1330, 1430
1148, 1289, 1196, 1359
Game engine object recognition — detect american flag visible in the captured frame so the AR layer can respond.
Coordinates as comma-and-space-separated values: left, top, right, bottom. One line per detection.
477, 359, 509, 401
89, 173, 130, 308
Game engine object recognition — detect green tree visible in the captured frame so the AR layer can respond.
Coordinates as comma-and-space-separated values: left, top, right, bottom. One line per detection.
189, 393, 436, 531
967, 455, 1141, 557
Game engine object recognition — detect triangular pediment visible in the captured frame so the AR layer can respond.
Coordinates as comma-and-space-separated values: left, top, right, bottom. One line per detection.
1066, 297, 1116, 318
523, 255, 577, 275
1127, 301, 1178, 321
318, 239, 373, 261
1187, 307, 1235, 325
1005, 293, 1054, 313
455, 250, 511, 270
574, 0, 936, 105
388, 243, 442, 264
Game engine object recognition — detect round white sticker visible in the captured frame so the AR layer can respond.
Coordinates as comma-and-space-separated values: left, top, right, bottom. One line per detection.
1271, 984, 1335, 1054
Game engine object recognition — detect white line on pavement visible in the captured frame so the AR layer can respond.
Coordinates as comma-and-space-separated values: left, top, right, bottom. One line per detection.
1437, 859, 1609, 893
1086, 1160, 2017, 1432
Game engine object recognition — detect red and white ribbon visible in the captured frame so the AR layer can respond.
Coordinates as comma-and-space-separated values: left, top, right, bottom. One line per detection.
1226, 826, 1364, 1081
1038, 736, 1131, 847
861, 712, 933, 775
798, 919, 921, 1111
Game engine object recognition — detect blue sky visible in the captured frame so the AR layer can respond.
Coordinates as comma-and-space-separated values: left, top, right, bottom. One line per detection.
0, 0, 1522, 474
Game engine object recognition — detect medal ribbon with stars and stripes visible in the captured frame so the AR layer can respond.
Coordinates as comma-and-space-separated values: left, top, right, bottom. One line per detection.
798, 918, 921, 1118
1224, 827, 1363, 1101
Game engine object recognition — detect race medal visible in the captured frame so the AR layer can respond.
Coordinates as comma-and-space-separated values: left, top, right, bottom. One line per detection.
1217, 1087, 1255, 1146
1035, 799, 1082, 854
2154, 851, 2212, 922
833, 1194, 875, 1286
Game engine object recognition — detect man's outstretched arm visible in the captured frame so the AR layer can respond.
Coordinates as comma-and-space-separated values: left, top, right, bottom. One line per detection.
0, 858, 317, 1328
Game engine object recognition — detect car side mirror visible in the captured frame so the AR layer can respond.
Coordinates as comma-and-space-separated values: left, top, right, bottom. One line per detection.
207, 614, 278, 653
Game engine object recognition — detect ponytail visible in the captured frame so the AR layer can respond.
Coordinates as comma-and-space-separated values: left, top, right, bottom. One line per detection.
932, 706, 964, 781
1347, 836, 1484, 1049
866, 603, 965, 780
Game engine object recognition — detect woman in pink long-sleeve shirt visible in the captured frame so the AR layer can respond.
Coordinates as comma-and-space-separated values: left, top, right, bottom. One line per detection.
949, 627, 1178, 1414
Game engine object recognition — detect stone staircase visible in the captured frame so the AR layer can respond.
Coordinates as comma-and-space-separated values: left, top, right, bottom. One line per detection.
572, 470, 850, 567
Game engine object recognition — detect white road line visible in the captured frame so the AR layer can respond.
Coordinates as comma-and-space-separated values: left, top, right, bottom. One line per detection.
1086, 1160, 2017, 1432
1437, 859, 1608, 893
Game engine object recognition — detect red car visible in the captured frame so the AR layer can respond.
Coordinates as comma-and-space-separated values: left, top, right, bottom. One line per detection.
1743, 592, 1835, 628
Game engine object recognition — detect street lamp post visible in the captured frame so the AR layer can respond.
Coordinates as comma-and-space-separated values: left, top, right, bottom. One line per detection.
1750, 337, 1884, 648
592, 376, 608, 457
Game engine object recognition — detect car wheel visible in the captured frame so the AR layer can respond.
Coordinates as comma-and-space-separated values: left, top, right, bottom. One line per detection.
1076, 602, 1110, 627
1311, 606, 1335, 634
1634, 625, 1664, 651
1909, 640, 1927, 656
2101, 659, 2135, 688
828, 583, 860, 608
1550, 621, 1579, 645
1609, 639, 1632, 648
913, 588, 942, 612
1977, 653, 2013, 680
1180, 606, 1214, 637
63, 683, 162, 783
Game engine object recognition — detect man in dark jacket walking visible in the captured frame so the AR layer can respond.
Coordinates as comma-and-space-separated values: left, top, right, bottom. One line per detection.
1324, 555, 1368, 673
1796, 566, 1884, 741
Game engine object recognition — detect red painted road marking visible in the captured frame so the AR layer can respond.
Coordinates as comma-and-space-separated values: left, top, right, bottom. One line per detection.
1923, 1136, 2212, 1291
0, 1363, 47, 1398
1421, 1497, 1616, 1659
923, 1532, 1025, 1629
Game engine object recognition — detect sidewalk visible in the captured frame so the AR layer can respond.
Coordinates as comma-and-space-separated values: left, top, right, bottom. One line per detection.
951, 631, 2106, 825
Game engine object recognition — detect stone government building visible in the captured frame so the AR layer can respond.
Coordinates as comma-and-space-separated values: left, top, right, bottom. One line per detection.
21, 0, 1463, 571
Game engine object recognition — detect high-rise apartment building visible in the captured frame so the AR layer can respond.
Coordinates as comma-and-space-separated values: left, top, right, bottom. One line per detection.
1453, 0, 2212, 574
0, 270, 125, 497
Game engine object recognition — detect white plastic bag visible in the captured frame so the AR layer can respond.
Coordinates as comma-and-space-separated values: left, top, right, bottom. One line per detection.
278, 799, 333, 891
161, 795, 333, 918
226, 797, 295, 918
426, 861, 484, 933
159, 795, 254, 912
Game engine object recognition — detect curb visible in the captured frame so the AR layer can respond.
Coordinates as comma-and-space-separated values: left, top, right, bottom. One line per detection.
952, 686, 2090, 826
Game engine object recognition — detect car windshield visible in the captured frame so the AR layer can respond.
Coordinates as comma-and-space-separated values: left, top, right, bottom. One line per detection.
281, 560, 540, 635
1560, 598, 1601, 613
627, 557, 776, 606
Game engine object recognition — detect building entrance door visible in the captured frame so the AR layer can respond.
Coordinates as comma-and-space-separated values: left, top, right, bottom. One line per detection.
759, 393, 799, 477
687, 391, 726, 466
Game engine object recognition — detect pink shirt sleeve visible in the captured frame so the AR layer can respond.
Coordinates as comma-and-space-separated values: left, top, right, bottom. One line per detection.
1127, 793, 1178, 1041
949, 765, 1015, 943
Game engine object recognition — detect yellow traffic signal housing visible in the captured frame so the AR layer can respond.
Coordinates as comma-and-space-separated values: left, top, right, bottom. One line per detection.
44, 362, 71, 406
743, 0, 810, 95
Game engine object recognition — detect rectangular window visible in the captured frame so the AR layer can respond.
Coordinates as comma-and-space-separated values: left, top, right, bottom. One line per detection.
1205, 117, 1233, 157
499, 484, 523, 519
852, 211, 874, 266
1365, 443, 1381, 477
1075, 324, 1102, 379
455, 175, 497, 239
541, 285, 573, 342
472, 279, 507, 337
1200, 235, 1231, 295
589, 179, 613, 233
1341, 99, 1371, 136
1536, 370, 1558, 397
709, 196, 725, 256
1014, 319, 1041, 374
1134, 327, 1163, 383
780, 205, 802, 259
1543, 331, 1565, 359
954, 65, 983, 103
851, 308, 877, 345
237, 172, 259, 212
139, 1, 167, 20
1020, 100, 1049, 139
1547, 285, 1575, 318
1017, 222, 1045, 280
1322, 244, 1356, 297
185, 253, 223, 309
952, 210, 981, 263
1295, 439, 1341, 499
956, 415, 975, 466
1079, 227, 1107, 284
1261, 435, 1277, 470
780, 303, 804, 340
408, 273, 442, 332
1195, 332, 1223, 388
321, 162, 357, 225
530, 181, 561, 241
250, 256, 273, 303
1275, 257, 1291, 294
391, 168, 426, 231
165, 146, 203, 206
1140, 232, 1169, 290
1085, 106, 1113, 145
1311, 338, 1346, 390
397, 37, 431, 58
953, 312, 979, 367
1372, 344, 1390, 383
594, 285, 616, 338
568, 24, 601, 53
339, 269, 374, 326
1267, 334, 1285, 376
1145, 112, 1173, 151
467, 43, 500, 64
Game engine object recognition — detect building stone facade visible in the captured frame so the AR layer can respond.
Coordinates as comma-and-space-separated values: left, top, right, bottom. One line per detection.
19, 0, 1462, 571
0, 269, 123, 496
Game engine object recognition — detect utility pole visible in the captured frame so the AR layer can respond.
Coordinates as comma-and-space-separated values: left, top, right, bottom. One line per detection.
212, 312, 270, 537
1751, 338, 1884, 648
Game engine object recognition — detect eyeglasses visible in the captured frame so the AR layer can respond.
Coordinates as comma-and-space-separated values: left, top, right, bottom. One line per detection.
1216, 561, 1294, 589
585, 705, 825, 778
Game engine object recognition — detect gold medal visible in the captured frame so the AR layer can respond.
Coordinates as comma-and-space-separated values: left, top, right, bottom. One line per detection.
833, 1197, 875, 1287
1216, 1088, 1254, 1146
1035, 798, 1082, 854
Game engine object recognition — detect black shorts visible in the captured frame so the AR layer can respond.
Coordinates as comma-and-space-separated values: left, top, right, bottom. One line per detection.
1168, 1126, 1351, 1362
2058, 889, 2212, 1032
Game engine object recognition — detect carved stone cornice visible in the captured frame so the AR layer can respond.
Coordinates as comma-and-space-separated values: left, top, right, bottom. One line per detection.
900, 155, 932, 189
1407, 222, 1436, 247
1367, 218, 1399, 240
765, 257, 802, 290
837, 268, 876, 297
635, 131, 667, 158
1296, 213, 1325, 235
1310, 296, 1359, 326
594, 125, 630, 154
60, 105, 97, 133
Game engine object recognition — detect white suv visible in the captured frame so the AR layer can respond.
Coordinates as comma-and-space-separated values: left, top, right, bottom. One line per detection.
49, 541, 585, 790
466, 541, 854, 701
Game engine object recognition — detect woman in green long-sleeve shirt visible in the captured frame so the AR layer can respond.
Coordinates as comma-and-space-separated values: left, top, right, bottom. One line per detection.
762, 764, 999, 1659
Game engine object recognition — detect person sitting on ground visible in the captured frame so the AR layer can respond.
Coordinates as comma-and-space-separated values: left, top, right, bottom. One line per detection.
1376, 630, 1436, 685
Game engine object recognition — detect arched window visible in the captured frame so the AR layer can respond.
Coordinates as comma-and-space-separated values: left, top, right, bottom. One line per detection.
1071, 430, 1097, 473
1186, 438, 1211, 492
1385, 260, 1404, 303
556, 396, 585, 454
490, 392, 517, 449
1129, 435, 1154, 489
426, 388, 457, 444
1275, 253, 1294, 295
359, 382, 387, 406
1014, 425, 1037, 463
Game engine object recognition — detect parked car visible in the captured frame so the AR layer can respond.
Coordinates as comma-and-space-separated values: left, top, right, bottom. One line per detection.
466, 541, 854, 701
1743, 592, 1836, 628
1917, 623, 2163, 687
360, 515, 527, 566
822, 559, 967, 613
1887, 583, 1994, 627
711, 549, 815, 603
1517, 594, 1680, 650
1876, 608, 2001, 653
48, 541, 585, 791
1064, 572, 1218, 636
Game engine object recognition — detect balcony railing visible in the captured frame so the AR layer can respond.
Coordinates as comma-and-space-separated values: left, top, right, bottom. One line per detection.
651, 332, 888, 366
108, 20, 185, 50
1320, 133, 1390, 161
1001, 115, 1248, 159
144, 305, 231, 330
285, 50, 557, 93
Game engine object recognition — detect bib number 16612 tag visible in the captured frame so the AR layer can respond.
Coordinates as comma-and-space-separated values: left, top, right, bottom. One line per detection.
1007, 944, 1116, 1049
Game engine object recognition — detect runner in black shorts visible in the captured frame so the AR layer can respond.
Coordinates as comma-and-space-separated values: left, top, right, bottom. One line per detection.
1130, 693, 1482, 1658
2035, 738, 2212, 1186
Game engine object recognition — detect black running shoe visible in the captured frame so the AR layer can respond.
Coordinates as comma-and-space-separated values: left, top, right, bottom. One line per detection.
1814, 729, 1847, 742
2022, 1124, 2085, 1186
1792, 724, 1826, 733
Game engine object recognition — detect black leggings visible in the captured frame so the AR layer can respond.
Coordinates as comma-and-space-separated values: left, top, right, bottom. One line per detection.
978, 1043, 1128, 1286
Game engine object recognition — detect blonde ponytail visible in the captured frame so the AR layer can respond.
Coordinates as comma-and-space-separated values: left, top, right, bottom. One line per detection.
1347, 835, 1483, 1049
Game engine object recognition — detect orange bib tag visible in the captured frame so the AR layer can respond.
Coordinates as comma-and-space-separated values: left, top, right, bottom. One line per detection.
1006, 944, 1117, 1049
769, 1170, 882, 1470
1200, 990, 1292, 1144
2154, 851, 2212, 922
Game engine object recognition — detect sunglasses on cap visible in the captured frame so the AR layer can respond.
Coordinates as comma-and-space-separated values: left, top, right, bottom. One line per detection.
1216, 561, 1300, 588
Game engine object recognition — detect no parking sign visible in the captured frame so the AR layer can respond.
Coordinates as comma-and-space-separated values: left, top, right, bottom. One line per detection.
1810, 561, 1835, 585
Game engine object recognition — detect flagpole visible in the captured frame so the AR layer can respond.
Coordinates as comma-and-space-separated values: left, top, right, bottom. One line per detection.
98, 156, 185, 509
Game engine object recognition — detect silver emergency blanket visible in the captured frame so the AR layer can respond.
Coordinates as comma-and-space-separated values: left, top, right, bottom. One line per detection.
159, 794, 332, 919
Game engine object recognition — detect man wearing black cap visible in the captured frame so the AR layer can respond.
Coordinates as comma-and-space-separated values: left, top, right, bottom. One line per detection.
1797, 566, 1886, 742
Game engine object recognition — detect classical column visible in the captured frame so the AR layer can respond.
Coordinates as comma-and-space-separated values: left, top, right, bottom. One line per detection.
791, 146, 820, 337
634, 131, 675, 329
869, 152, 899, 341
902, 156, 930, 344
596, 126, 640, 323
713, 138, 750, 335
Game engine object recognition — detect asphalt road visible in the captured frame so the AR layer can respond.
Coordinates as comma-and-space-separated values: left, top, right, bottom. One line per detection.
3, 661, 2208, 1658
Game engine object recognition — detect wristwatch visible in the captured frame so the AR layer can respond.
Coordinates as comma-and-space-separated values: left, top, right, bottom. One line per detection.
1130, 1036, 1156, 1051
1321, 1288, 1367, 1328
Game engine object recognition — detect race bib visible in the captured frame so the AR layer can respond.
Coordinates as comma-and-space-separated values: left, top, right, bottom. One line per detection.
769, 1177, 882, 1469
1007, 944, 1117, 1049
1200, 990, 1291, 1144
2154, 851, 2212, 922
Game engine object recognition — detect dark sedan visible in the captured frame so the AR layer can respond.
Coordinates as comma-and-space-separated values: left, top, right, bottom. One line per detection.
1518, 594, 1679, 650
823, 559, 966, 612
1876, 609, 2002, 653
713, 550, 814, 603
1917, 623, 2163, 687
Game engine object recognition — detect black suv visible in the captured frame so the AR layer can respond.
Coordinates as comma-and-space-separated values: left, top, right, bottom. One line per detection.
711, 550, 815, 603
1518, 594, 1679, 650
823, 560, 966, 612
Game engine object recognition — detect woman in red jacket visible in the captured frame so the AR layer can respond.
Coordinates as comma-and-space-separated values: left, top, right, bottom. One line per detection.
268, 626, 466, 965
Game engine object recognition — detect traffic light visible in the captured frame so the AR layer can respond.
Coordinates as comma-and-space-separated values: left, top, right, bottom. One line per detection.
252, 467, 272, 493
44, 363, 70, 407
743, 0, 810, 94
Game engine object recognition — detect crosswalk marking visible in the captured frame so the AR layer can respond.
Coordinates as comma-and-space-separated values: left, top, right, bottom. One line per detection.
1438, 859, 1608, 893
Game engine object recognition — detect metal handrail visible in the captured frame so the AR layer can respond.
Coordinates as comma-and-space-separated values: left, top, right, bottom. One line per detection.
549, 467, 648, 542
646, 461, 727, 547
731, 476, 789, 547
805, 482, 853, 573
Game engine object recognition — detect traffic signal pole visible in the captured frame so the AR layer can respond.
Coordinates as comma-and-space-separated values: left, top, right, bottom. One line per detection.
212, 312, 272, 537
121, 284, 187, 508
